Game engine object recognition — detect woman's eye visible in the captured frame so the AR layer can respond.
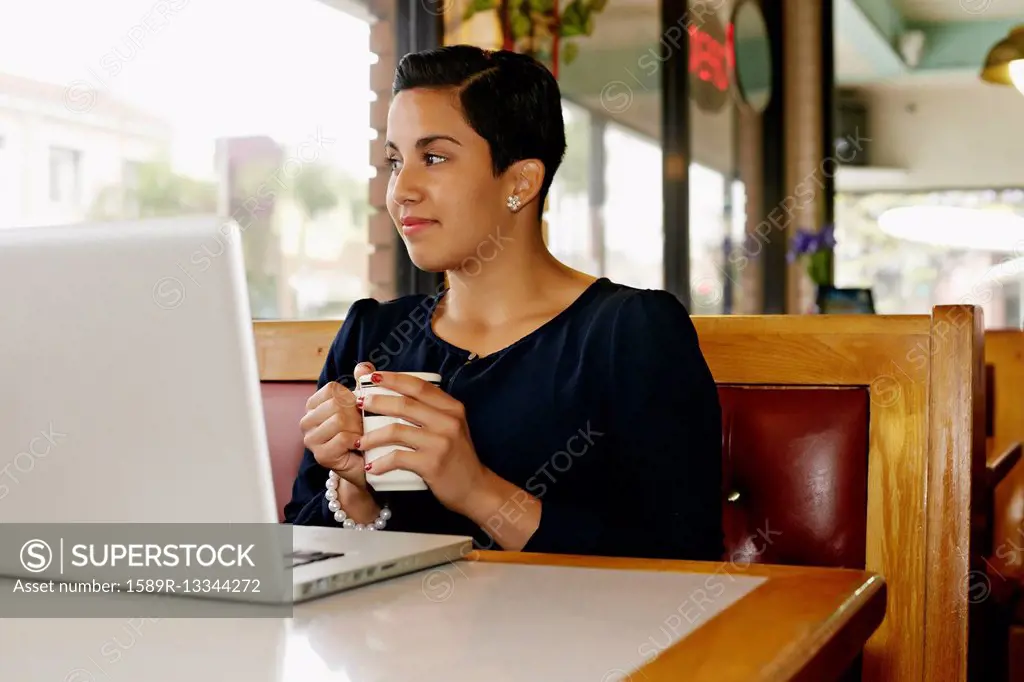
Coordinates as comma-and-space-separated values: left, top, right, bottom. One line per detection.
385, 157, 401, 172
425, 153, 447, 166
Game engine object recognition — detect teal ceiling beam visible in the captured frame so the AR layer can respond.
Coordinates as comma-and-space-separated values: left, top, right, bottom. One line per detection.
851, 0, 905, 45
909, 19, 1023, 71
835, 0, 908, 77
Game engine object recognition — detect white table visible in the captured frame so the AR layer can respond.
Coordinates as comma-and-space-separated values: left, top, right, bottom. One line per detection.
0, 551, 883, 682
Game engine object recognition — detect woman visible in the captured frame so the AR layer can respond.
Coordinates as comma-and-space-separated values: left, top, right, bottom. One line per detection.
284, 44, 723, 561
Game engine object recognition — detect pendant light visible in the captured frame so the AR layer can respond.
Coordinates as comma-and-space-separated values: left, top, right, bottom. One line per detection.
980, 25, 1024, 95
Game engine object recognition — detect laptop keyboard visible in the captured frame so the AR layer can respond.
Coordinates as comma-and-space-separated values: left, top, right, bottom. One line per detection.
286, 550, 345, 569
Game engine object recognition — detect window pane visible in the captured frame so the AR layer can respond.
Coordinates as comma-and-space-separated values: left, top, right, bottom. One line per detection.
603, 121, 663, 290
0, 0, 387, 319
688, 0, 736, 313
49, 147, 82, 205
835, 189, 1024, 328
546, 101, 596, 275
688, 162, 726, 313
443, 0, 664, 290
0, 134, 12, 225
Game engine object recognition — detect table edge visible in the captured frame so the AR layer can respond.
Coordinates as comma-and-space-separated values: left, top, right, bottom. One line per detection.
470, 549, 864, 579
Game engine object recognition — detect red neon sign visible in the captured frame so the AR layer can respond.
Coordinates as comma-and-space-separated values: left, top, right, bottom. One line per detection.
688, 22, 734, 92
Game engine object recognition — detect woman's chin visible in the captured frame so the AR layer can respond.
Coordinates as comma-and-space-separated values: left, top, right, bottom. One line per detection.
406, 248, 453, 274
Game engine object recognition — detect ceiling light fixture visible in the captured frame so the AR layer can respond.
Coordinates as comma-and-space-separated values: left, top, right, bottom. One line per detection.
980, 25, 1024, 95
877, 205, 1024, 253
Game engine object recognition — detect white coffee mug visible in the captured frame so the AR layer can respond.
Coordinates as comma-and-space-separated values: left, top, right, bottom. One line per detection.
357, 372, 443, 492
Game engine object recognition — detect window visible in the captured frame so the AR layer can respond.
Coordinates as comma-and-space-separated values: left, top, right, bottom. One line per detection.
441, 0, 665, 292
688, 0, 738, 314
545, 103, 664, 291
835, 188, 1024, 328
2, 0, 394, 319
545, 101, 595, 276
0, 134, 11, 224
122, 160, 141, 190
603, 121, 662, 290
49, 147, 81, 205
118, 159, 142, 216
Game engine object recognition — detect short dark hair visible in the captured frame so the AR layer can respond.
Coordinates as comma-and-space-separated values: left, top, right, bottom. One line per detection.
393, 45, 566, 218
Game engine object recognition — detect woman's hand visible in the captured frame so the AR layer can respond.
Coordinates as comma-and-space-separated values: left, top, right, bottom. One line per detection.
358, 371, 489, 516
300, 362, 376, 490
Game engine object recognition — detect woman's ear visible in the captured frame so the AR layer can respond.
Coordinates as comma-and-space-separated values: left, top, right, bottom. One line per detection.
507, 159, 546, 212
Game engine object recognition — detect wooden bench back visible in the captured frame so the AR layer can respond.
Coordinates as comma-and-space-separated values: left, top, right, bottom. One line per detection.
692, 306, 984, 682
253, 304, 985, 682
986, 330, 1024, 447
982, 330, 1024, 583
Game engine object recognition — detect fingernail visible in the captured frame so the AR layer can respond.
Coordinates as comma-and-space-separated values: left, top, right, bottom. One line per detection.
364, 463, 373, 471
353, 438, 361, 449
370, 373, 383, 384
356, 396, 364, 409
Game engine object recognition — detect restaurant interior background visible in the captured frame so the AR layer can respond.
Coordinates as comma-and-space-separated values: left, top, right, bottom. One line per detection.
1, 0, 1022, 326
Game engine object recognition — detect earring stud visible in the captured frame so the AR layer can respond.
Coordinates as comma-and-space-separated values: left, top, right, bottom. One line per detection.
506, 195, 522, 212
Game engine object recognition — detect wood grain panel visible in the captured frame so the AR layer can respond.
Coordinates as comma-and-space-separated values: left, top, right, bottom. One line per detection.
254, 320, 340, 381
253, 315, 933, 385
691, 315, 935, 682
862, 363, 927, 682
924, 307, 985, 682
986, 330, 1024, 446
985, 331, 1024, 587
693, 314, 930, 386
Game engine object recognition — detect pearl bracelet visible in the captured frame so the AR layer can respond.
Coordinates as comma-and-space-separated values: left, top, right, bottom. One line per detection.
325, 470, 392, 530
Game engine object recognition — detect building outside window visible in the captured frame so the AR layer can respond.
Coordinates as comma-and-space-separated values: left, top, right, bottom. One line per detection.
0, 0, 392, 320
49, 147, 82, 205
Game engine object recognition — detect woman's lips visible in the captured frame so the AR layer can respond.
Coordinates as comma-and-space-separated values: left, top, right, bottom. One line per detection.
400, 218, 438, 236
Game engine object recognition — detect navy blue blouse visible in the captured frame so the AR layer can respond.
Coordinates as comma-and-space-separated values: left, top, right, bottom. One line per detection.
284, 277, 724, 561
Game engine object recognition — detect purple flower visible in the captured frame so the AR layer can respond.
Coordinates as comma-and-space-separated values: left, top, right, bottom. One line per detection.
819, 223, 836, 249
787, 225, 836, 263
787, 228, 817, 261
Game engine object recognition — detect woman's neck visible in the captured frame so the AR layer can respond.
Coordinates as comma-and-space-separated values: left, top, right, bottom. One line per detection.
440, 225, 593, 330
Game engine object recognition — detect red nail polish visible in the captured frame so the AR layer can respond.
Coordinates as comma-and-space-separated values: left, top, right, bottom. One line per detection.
355, 396, 364, 409
353, 438, 361, 449
364, 463, 373, 471
370, 372, 383, 384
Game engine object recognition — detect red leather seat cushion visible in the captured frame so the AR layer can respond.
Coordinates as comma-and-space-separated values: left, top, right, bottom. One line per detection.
261, 381, 316, 521
720, 386, 869, 569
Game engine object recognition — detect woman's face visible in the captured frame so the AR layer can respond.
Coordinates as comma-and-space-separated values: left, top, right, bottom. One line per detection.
385, 87, 517, 273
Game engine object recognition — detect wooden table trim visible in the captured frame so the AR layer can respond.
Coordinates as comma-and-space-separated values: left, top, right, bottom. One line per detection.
472, 551, 887, 682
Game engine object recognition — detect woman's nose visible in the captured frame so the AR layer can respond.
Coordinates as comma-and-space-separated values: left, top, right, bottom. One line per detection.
390, 164, 423, 205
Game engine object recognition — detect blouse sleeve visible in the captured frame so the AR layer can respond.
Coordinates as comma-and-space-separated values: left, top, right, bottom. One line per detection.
283, 299, 374, 526
521, 289, 724, 560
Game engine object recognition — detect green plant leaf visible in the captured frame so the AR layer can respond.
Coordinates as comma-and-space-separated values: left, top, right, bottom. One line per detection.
462, 0, 497, 20
511, 12, 532, 37
560, 0, 582, 22
562, 40, 579, 63
560, 4, 586, 36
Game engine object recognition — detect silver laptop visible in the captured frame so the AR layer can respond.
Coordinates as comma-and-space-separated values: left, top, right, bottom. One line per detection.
0, 215, 472, 604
